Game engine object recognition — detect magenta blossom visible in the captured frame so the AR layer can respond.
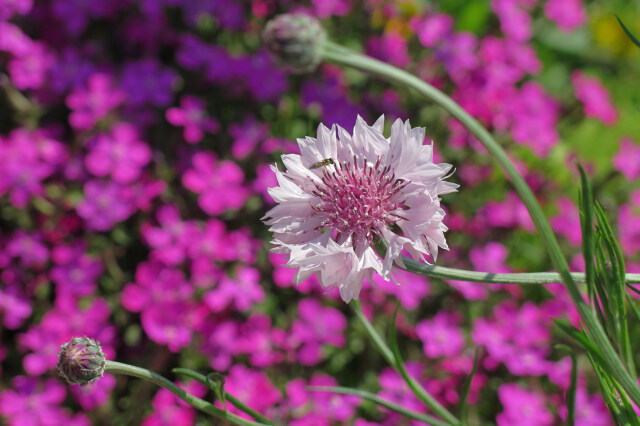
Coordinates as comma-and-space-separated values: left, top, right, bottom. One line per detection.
166, 95, 220, 143
66, 73, 124, 131
613, 138, 640, 180
182, 152, 249, 216
85, 123, 152, 184
263, 116, 457, 302
571, 71, 618, 125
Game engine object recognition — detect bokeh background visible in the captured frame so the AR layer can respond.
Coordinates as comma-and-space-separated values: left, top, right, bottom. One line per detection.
1, 0, 639, 424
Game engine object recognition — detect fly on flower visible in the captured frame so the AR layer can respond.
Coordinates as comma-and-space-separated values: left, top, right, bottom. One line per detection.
309, 158, 336, 169
262, 116, 458, 302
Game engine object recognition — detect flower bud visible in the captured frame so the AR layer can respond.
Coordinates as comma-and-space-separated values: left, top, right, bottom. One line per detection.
57, 336, 106, 385
262, 14, 327, 73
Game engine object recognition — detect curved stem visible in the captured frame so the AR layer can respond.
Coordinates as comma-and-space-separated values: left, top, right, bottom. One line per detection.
105, 361, 269, 426
351, 302, 460, 425
321, 41, 640, 405
400, 259, 640, 284
308, 386, 451, 426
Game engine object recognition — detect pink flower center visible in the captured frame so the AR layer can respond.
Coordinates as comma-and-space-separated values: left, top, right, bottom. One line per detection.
311, 156, 408, 245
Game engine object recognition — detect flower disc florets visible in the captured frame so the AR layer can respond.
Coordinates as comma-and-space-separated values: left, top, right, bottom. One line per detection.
57, 336, 106, 385
263, 116, 458, 302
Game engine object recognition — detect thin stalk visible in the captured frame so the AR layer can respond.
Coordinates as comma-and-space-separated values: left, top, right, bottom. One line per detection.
321, 41, 640, 405
399, 259, 640, 284
308, 386, 450, 426
351, 302, 460, 426
105, 361, 269, 426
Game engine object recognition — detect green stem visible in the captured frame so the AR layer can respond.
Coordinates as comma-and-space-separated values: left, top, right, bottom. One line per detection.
321, 41, 640, 406
308, 386, 450, 426
105, 361, 269, 426
351, 302, 460, 425
400, 259, 640, 284
172, 368, 274, 425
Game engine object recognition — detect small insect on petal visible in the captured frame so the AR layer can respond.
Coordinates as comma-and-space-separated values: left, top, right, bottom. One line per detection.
310, 158, 336, 169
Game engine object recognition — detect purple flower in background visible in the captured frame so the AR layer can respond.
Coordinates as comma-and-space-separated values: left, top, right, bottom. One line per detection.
497, 383, 553, 426
121, 262, 195, 351
550, 197, 582, 246
166, 96, 220, 143
70, 374, 116, 410
142, 205, 199, 266
0, 283, 32, 329
311, 0, 350, 18
120, 58, 178, 107
416, 311, 465, 358
142, 382, 206, 426
378, 363, 427, 414
613, 138, 640, 180
263, 117, 457, 302
50, 243, 103, 297
66, 73, 124, 131
544, 0, 586, 32
229, 116, 269, 159
5, 231, 48, 267
182, 152, 249, 216
290, 299, 347, 365
243, 51, 289, 102
491, 0, 533, 42
286, 375, 360, 423
572, 71, 618, 125
0, 377, 77, 426
7, 41, 54, 90
0, 0, 32, 20
85, 123, 152, 183
0, 128, 66, 208
218, 365, 281, 420
301, 76, 367, 130
204, 266, 265, 312
412, 13, 453, 47
76, 180, 136, 231
47, 48, 96, 95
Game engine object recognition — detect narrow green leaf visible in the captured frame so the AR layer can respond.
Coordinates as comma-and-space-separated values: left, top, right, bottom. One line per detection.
307, 386, 450, 426
458, 348, 480, 425
616, 15, 640, 49
594, 204, 634, 375
555, 345, 578, 426
577, 164, 596, 303
554, 320, 607, 367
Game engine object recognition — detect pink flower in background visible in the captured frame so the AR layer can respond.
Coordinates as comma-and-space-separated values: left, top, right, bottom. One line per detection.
76, 180, 136, 231
220, 365, 281, 419
142, 205, 199, 266
182, 152, 249, 216
143, 381, 206, 426
166, 95, 220, 143
496, 383, 553, 426
290, 299, 347, 365
70, 374, 115, 410
544, 0, 586, 32
416, 312, 465, 358
263, 116, 457, 302
550, 196, 582, 246
572, 72, 618, 125
491, 0, 533, 42
66, 73, 124, 131
7, 41, 54, 90
50, 243, 103, 297
204, 266, 265, 312
412, 14, 453, 48
613, 138, 640, 180
286, 375, 361, 423
85, 123, 152, 183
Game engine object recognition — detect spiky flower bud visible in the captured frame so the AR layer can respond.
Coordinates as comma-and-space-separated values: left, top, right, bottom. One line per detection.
57, 336, 106, 385
262, 14, 327, 73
